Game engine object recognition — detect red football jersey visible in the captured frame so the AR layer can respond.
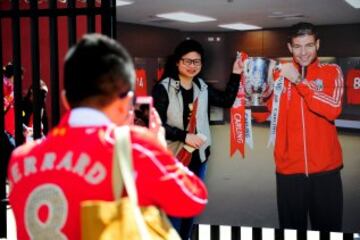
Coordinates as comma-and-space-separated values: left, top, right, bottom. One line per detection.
157, 67, 164, 81
8, 109, 208, 240
3, 77, 15, 135
135, 68, 148, 96
4, 107, 15, 136
346, 68, 360, 105
3, 76, 14, 111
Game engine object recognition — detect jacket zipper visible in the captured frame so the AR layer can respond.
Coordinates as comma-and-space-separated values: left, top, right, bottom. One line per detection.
300, 66, 309, 176
300, 98, 309, 177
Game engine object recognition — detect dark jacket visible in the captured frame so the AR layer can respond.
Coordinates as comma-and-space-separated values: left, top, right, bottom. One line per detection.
152, 73, 240, 144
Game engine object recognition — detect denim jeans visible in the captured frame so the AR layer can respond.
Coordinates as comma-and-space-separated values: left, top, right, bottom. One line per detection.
169, 156, 207, 240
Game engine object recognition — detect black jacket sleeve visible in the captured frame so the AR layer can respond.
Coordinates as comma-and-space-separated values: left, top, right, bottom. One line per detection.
208, 73, 240, 108
152, 83, 187, 142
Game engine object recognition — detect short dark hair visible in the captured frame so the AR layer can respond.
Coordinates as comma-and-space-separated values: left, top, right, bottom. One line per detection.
288, 22, 318, 43
161, 39, 204, 80
64, 33, 135, 108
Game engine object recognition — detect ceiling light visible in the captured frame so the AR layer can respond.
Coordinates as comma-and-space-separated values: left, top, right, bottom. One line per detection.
271, 11, 284, 15
218, 23, 262, 31
156, 12, 216, 23
344, 0, 360, 8
116, 0, 133, 7
268, 13, 304, 19
268, 13, 306, 21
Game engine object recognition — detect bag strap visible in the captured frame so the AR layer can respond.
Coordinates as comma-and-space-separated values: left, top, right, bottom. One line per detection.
186, 97, 199, 133
114, 126, 137, 201
113, 126, 151, 240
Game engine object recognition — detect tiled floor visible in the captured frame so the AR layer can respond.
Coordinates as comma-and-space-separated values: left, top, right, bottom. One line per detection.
2, 182, 358, 240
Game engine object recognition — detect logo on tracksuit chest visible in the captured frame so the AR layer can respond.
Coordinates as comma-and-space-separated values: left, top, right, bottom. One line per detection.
313, 79, 324, 91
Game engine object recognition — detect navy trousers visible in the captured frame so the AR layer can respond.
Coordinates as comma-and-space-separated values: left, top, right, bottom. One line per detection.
276, 170, 343, 231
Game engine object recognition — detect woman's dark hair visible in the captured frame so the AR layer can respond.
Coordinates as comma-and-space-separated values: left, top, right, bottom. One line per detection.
161, 39, 204, 80
288, 22, 318, 43
3, 62, 24, 79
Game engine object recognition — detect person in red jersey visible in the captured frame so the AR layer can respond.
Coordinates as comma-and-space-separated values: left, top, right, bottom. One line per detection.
7, 33, 208, 240
2, 62, 23, 137
251, 22, 344, 232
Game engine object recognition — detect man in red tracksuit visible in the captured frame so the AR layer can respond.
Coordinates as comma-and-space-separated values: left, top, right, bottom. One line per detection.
7, 34, 208, 240
254, 22, 344, 231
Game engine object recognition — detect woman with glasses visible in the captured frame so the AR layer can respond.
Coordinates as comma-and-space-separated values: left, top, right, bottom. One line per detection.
152, 39, 243, 240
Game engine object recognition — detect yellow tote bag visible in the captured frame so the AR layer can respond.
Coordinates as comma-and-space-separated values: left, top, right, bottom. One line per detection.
81, 126, 180, 240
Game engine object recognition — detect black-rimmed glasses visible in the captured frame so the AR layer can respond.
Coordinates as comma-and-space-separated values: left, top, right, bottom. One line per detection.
180, 58, 202, 67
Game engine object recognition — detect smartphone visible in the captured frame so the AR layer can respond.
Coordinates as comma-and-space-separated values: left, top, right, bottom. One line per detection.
134, 96, 153, 128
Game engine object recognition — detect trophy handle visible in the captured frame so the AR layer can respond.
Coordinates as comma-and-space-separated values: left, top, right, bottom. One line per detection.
273, 60, 281, 72
244, 59, 251, 78
267, 60, 281, 83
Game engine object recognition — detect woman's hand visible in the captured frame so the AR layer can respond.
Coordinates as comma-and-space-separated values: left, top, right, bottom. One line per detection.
232, 57, 244, 74
185, 133, 205, 149
279, 63, 302, 84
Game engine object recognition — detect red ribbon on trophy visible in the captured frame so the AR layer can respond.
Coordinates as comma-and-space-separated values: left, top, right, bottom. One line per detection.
230, 52, 248, 158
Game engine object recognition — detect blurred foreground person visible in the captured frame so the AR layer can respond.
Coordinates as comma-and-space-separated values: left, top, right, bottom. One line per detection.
8, 33, 208, 240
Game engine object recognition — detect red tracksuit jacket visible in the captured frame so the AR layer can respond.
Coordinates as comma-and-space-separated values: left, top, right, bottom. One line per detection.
254, 59, 344, 175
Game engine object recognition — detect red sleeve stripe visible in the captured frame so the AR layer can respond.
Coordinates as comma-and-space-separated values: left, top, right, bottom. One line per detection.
133, 143, 208, 204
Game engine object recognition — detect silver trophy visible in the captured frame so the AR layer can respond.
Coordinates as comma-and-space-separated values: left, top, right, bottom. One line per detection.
243, 57, 274, 111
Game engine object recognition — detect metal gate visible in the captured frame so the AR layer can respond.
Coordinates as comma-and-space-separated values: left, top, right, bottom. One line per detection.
0, 0, 117, 237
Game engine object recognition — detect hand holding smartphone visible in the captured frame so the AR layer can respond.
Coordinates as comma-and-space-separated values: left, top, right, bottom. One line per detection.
134, 96, 153, 128
133, 96, 167, 148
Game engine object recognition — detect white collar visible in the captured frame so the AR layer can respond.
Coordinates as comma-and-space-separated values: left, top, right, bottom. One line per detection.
68, 107, 112, 127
